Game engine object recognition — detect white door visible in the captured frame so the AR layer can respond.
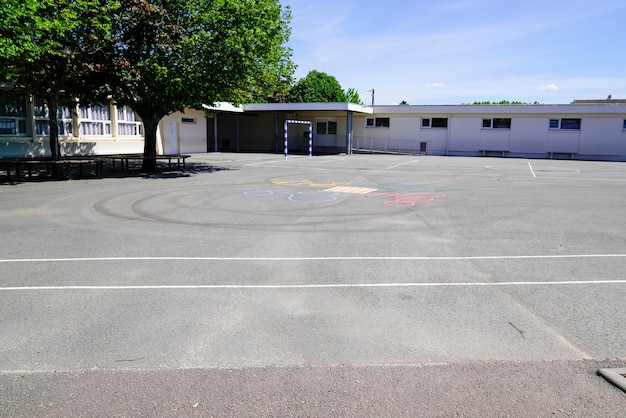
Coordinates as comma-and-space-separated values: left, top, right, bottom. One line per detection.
169, 122, 178, 154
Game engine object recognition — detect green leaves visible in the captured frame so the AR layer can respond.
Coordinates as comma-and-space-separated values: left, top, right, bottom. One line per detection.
106, 0, 293, 111
288, 70, 347, 103
0, 0, 295, 160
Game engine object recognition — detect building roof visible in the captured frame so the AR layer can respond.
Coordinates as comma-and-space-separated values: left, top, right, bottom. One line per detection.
202, 102, 244, 113
243, 102, 373, 114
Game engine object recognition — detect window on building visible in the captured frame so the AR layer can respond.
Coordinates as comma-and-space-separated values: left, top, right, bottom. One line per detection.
34, 97, 73, 136
0, 90, 28, 136
487, 118, 512, 129
559, 118, 581, 130
181, 117, 196, 124
366, 117, 390, 127
316, 120, 338, 134
431, 118, 448, 128
494, 118, 511, 129
422, 118, 448, 128
375, 117, 390, 127
79, 105, 111, 135
549, 118, 581, 130
483, 118, 511, 129
623, 119, 626, 130
117, 107, 143, 136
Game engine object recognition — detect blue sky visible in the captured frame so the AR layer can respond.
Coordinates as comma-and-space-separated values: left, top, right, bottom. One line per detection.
281, 0, 626, 104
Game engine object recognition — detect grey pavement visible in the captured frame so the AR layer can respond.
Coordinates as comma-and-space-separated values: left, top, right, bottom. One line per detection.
1, 153, 625, 416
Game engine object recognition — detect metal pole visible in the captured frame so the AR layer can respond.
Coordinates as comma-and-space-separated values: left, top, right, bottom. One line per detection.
283, 120, 288, 160
308, 122, 312, 158
213, 113, 218, 152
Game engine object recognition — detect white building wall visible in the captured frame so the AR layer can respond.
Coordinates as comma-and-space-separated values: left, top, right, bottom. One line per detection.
448, 117, 479, 153
510, 118, 549, 154
579, 117, 622, 156
419, 123, 449, 154
479, 128, 511, 152
546, 129, 581, 154
159, 109, 207, 154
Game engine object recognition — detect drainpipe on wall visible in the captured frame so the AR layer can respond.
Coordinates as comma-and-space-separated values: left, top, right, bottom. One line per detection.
577, 121, 582, 156
446, 113, 451, 155
213, 113, 218, 152
346, 111, 353, 154
236, 114, 240, 152
274, 112, 279, 153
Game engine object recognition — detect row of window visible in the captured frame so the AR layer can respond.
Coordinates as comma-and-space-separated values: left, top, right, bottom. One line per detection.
366, 117, 390, 127
0, 92, 142, 137
317, 121, 338, 134
549, 119, 581, 130
365, 117, 591, 131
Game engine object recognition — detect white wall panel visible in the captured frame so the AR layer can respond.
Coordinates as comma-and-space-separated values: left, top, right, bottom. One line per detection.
510, 118, 548, 153
579, 118, 622, 155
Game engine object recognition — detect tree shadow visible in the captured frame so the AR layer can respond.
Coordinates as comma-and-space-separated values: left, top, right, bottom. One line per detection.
103, 160, 234, 180
0, 156, 233, 185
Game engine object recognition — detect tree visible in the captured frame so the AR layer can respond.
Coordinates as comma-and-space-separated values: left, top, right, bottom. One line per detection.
288, 70, 346, 103
101, 0, 294, 170
0, 0, 117, 160
344, 87, 363, 105
470, 100, 535, 105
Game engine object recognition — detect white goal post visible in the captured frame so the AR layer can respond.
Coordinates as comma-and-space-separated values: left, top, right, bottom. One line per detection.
283, 119, 312, 159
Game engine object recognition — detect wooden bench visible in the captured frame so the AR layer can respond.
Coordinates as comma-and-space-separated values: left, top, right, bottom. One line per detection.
548, 152, 576, 159
480, 150, 509, 157
1, 157, 106, 182
108, 154, 191, 172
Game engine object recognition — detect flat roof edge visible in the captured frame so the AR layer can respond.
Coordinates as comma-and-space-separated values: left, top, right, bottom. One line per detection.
243, 102, 373, 114
202, 102, 244, 113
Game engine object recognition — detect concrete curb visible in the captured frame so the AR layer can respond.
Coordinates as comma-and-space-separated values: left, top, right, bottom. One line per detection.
598, 368, 626, 393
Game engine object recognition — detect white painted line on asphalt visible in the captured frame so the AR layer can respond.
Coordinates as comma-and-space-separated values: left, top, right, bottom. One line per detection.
528, 162, 537, 178
386, 160, 420, 169
1, 254, 625, 263
313, 158, 347, 164
244, 156, 310, 166
1, 280, 625, 292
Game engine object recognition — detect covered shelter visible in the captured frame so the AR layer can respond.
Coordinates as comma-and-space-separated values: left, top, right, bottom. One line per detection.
158, 102, 373, 155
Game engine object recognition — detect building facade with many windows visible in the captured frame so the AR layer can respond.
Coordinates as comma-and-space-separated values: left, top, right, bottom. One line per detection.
3, 81, 626, 161
0, 86, 145, 158
162, 101, 626, 160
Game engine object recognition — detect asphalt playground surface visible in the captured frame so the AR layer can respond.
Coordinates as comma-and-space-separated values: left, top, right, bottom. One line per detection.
1, 153, 625, 416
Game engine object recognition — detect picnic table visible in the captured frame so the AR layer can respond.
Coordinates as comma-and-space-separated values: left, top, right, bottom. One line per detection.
108, 154, 191, 172
0, 156, 106, 182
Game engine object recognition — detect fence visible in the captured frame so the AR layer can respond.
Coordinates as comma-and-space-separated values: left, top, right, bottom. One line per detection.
352, 136, 430, 155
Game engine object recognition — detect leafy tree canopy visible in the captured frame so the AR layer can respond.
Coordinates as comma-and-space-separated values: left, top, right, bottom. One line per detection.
0, 0, 117, 159
468, 100, 538, 105
1, 0, 294, 166
344, 87, 363, 105
288, 70, 346, 103
97, 0, 294, 168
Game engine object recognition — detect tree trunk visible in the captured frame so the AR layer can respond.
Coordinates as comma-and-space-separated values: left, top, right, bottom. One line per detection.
47, 96, 61, 161
141, 117, 159, 172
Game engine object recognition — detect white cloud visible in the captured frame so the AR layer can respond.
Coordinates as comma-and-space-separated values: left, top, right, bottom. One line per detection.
538, 84, 560, 91
425, 83, 446, 88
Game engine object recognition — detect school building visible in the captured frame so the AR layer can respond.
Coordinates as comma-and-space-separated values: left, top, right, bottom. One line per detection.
3, 84, 626, 161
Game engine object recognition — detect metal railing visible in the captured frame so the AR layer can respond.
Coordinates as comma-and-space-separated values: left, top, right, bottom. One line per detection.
352, 136, 430, 155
